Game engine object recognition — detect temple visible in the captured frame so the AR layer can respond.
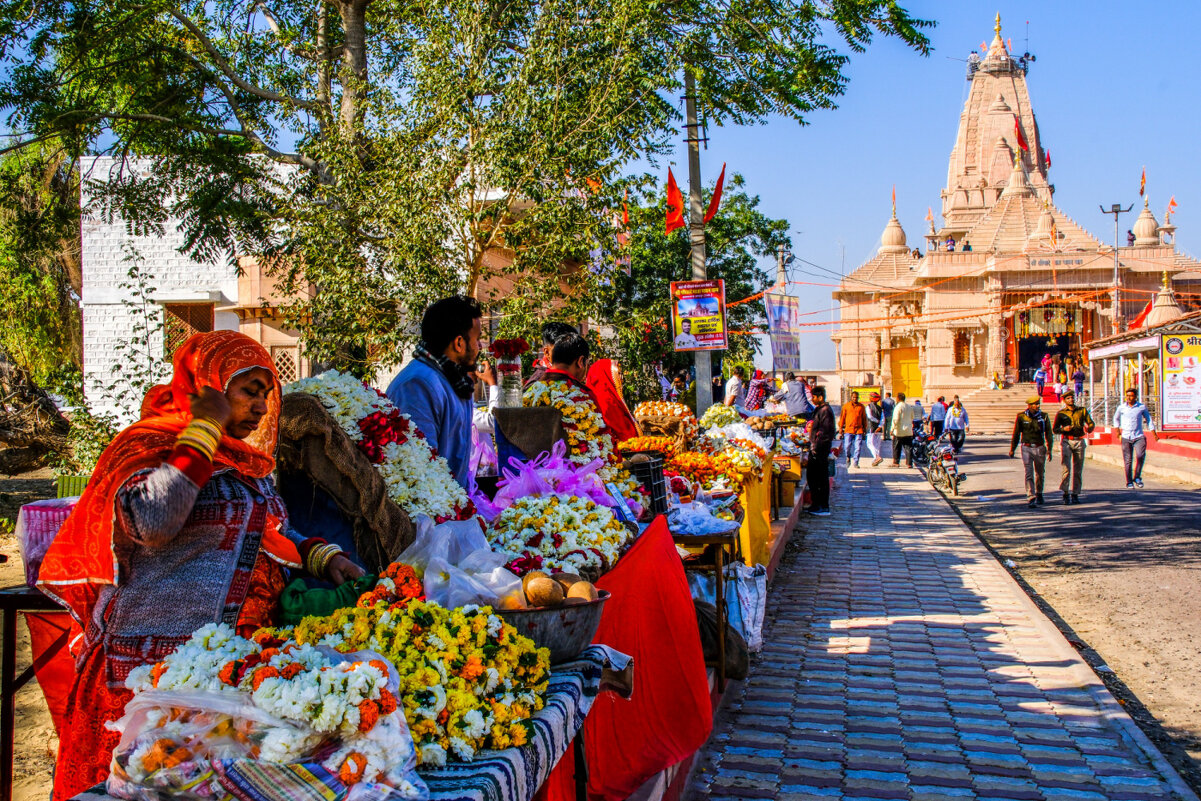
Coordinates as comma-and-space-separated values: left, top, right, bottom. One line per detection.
832, 14, 1201, 401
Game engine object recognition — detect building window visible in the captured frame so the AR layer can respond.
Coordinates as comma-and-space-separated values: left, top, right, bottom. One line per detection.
163, 303, 214, 358
953, 331, 972, 366
272, 346, 301, 384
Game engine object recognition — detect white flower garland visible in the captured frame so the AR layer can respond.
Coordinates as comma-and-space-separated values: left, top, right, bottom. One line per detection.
488, 495, 631, 575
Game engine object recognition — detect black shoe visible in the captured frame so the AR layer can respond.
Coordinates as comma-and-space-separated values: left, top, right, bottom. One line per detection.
1071, 494, 1079, 504
1036, 494, 1044, 505
1028, 498, 1037, 508
1062, 492, 1071, 505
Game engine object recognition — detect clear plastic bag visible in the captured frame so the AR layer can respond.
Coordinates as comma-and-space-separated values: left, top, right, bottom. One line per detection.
403, 519, 525, 609
106, 653, 427, 801
423, 557, 525, 610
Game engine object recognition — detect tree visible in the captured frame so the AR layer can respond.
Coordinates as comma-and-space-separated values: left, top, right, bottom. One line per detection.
0, 139, 82, 394
596, 173, 787, 403
0, 1, 930, 376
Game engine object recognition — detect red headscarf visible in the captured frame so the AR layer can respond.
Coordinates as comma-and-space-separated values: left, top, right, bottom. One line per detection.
39, 331, 286, 630
585, 359, 640, 444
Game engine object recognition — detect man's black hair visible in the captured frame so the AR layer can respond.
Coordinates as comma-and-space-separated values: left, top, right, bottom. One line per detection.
785, 372, 797, 381
811, 386, 825, 398
551, 333, 590, 366
681, 319, 692, 329
732, 366, 745, 378
541, 321, 578, 346
421, 295, 482, 354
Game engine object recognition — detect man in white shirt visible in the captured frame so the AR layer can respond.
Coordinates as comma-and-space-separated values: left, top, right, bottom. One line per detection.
724, 366, 746, 407
890, 392, 917, 468
673, 318, 700, 349
771, 372, 814, 418
1113, 387, 1157, 488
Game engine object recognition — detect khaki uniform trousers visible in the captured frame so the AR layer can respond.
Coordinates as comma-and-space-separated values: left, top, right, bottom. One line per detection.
1060, 438, 1087, 494
1020, 444, 1047, 500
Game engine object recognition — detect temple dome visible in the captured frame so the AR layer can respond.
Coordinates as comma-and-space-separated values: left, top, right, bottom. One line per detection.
1133, 197, 1160, 246
1144, 274, 1184, 327
880, 213, 909, 254
1027, 204, 1055, 244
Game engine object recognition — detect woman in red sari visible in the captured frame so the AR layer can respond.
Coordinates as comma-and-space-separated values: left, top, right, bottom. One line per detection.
585, 358, 640, 444
38, 331, 364, 800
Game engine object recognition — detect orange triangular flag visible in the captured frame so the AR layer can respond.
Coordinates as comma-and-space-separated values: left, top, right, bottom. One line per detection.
925, 207, 933, 222
703, 163, 726, 224
1013, 115, 1029, 151
1130, 297, 1154, 329
1139, 168, 1146, 197
622, 188, 629, 226
665, 169, 685, 235
1167, 195, 1178, 215
891, 184, 896, 212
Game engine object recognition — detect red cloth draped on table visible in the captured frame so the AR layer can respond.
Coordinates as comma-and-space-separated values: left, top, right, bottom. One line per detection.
585, 359, 640, 444
38, 331, 297, 801
538, 516, 712, 800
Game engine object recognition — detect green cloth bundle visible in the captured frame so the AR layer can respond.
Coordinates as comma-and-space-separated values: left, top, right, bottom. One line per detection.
278, 575, 378, 625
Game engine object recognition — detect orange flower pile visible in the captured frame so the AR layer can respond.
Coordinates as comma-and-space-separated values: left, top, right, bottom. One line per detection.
617, 436, 677, 457
357, 562, 424, 610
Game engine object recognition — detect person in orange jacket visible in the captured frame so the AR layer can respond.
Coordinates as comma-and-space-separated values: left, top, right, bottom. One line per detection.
838, 391, 869, 468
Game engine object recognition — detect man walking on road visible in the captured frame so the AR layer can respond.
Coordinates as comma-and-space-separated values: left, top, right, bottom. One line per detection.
1114, 387, 1157, 488
881, 391, 896, 439
806, 386, 836, 516
865, 391, 886, 467
1052, 389, 1095, 504
838, 391, 868, 468
929, 396, 948, 438
1009, 396, 1053, 508
890, 392, 917, 468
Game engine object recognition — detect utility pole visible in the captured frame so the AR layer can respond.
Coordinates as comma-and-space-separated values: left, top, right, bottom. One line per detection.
683, 69, 713, 411
1100, 202, 1133, 335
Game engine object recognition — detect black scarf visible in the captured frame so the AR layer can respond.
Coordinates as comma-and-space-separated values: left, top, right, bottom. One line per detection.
415, 341, 476, 400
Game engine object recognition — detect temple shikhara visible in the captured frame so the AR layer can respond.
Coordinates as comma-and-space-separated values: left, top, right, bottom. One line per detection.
832, 14, 1200, 401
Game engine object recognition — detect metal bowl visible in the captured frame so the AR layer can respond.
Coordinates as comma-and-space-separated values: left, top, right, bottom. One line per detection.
497, 590, 611, 664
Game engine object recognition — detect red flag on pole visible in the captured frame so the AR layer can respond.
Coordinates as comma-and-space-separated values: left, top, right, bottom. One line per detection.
1167, 195, 1178, 216
1139, 168, 1146, 197
622, 188, 629, 226
1045, 150, 1051, 169
702, 163, 726, 224
1013, 115, 1029, 151
1130, 297, 1154, 329
665, 168, 685, 235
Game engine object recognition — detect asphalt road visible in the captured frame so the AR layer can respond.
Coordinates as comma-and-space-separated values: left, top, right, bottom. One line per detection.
933, 435, 1201, 792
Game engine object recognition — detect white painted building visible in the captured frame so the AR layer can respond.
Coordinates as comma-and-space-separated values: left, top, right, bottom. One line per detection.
80, 156, 308, 422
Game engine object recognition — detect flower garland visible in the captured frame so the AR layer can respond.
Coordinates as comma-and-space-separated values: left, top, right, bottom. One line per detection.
487, 495, 632, 577
272, 599, 550, 767
699, 404, 741, 429
357, 563, 425, 610
616, 436, 677, 458
286, 370, 474, 522
522, 380, 646, 508
633, 402, 699, 441
119, 624, 423, 796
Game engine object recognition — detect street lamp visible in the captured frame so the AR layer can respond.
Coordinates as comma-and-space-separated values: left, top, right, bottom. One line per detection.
1099, 202, 1133, 334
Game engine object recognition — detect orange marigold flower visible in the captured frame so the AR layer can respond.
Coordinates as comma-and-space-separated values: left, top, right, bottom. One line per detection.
377, 688, 398, 716
250, 666, 280, 691
357, 700, 380, 733
458, 654, 485, 682
368, 659, 391, 676
259, 648, 280, 661
279, 663, 304, 680
217, 661, 240, 687
338, 752, 367, 785
150, 662, 168, 688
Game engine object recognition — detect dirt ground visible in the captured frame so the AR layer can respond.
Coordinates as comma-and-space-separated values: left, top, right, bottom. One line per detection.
942, 437, 1201, 793
1, 470, 59, 801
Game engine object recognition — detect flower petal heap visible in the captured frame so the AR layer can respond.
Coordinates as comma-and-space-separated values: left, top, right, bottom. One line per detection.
699, 403, 742, 429
286, 370, 474, 522
487, 494, 632, 577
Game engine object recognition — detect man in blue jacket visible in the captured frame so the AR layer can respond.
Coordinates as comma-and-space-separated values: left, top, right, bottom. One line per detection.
387, 295, 486, 489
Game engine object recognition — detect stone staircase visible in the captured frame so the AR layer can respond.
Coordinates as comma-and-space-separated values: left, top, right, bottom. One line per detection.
937, 385, 1048, 435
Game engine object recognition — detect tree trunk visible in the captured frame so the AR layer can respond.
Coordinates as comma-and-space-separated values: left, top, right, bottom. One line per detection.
0, 347, 69, 473
338, 0, 370, 136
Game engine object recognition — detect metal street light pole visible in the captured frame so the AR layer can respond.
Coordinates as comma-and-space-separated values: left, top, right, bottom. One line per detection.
1099, 202, 1133, 334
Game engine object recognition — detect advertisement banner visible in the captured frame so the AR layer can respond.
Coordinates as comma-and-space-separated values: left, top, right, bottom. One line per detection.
670, 280, 727, 351
765, 293, 802, 371
1161, 334, 1201, 431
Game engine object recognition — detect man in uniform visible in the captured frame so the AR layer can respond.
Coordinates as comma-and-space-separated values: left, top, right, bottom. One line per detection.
1052, 389, 1095, 504
1009, 396, 1053, 508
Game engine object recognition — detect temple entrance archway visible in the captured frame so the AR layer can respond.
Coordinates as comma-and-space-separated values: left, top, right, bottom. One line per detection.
891, 347, 923, 399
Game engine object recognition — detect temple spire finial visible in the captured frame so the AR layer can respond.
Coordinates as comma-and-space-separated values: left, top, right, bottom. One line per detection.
995, 12, 1002, 35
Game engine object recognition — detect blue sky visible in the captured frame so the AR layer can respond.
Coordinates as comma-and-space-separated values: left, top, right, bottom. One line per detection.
659, 2, 1201, 369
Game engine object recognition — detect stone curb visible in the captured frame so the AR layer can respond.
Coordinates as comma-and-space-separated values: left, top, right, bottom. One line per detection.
1086, 449, 1201, 488
924, 469, 1201, 801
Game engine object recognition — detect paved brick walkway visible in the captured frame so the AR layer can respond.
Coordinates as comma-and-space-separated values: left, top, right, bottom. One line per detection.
684, 467, 1197, 801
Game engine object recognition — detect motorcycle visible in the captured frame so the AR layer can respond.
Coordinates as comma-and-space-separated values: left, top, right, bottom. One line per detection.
925, 431, 965, 496
910, 420, 937, 466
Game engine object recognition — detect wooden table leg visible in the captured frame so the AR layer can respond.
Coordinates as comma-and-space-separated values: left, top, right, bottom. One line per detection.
573, 728, 587, 801
714, 544, 726, 693
2, 607, 17, 801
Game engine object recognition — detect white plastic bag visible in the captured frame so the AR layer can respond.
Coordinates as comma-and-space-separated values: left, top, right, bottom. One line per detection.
686, 563, 767, 652
403, 518, 524, 609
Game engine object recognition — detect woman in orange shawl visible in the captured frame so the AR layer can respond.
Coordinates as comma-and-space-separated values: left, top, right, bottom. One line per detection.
585, 358, 640, 444
38, 331, 364, 800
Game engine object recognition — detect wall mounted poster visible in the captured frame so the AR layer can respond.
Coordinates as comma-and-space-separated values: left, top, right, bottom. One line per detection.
765, 293, 802, 371
670, 279, 727, 351
1161, 333, 1201, 431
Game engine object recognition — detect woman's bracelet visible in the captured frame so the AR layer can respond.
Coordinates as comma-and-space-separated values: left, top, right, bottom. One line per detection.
306, 543, 344, 577
176, 420, 222, 460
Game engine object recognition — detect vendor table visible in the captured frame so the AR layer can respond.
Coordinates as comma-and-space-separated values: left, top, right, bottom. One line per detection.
671, 526, 738, 691
71, 645, 623, 801
1, 584, 65, 801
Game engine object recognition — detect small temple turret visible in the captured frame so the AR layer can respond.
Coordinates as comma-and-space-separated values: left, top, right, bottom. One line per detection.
1132, 196, 1160, 247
